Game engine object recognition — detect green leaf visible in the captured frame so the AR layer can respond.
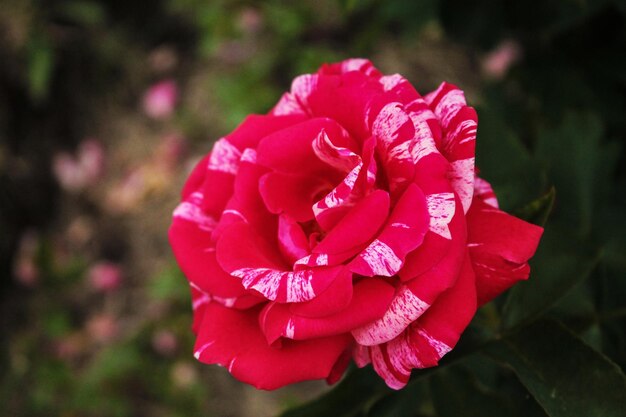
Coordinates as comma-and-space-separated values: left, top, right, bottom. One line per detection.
534, 112, 610, 236
279, 366, 388, 417
366, 378, 425, 417
430, 364, 519, 417
487, 320, 626, 417
514, 187, 555, 227
27, 36, 55, 102
501, 225, 599, 329
474, 105, 544, 212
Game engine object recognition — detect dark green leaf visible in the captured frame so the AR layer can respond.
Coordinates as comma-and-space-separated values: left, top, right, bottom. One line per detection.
514, 187, 555, 227
501, 225, 599, 329
366, 378, 425, 417
430, 365, 518, 417
280, 366, 388, 417
487, 320, 626, 417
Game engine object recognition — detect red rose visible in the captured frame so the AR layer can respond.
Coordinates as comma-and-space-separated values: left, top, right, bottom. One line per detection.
169, 59, 543, 390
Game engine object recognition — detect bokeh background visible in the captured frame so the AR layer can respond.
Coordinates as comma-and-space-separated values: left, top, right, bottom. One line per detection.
1, 1, 625, 416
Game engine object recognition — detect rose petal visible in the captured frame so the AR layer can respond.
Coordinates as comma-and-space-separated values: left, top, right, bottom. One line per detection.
217, 222, 345, 303
260, 278, 395, 344
226, 114, 308, 151
193, 303, 352, 390
366, 252, 477, 389
349, 183, 429, 277
466, 198, 543, 305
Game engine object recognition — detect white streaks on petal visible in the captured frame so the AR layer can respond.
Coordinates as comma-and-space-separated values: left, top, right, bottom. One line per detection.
379, 74, 405, 92
193, 341, 214, 360
434, 89, 466, 129
426, 193, 455, 239
353, 344, 371, 367
449, 158, 475, 213
359, 239, 402, 276
222, 209, 249, 223
313, 130, 359, 172
373, 103, 412, 160
391, 222, 410, 229
230, 268, 317, 302
272, 92, 306, 116
285, 319, 295, 339
474, 177, 499, 208
294, 253, 328, 268
240, 148, 257, 163
312, 163, 362, 216
415, 328, 452, 359
291, 74, 318, 106
173, 192, 217, 231
192, 293, 211, 311
370, 345, 407, 390
227, 357, 237, 372
208, 138, 241, 174
447, 118, 477, 149
286, 270, 315, 302
352, 286, 430, 345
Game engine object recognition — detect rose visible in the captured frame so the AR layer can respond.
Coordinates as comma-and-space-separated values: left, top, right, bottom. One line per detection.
169, 59, 543, 390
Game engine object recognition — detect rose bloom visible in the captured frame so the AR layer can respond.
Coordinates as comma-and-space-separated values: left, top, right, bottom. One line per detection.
169, 59, 543, 390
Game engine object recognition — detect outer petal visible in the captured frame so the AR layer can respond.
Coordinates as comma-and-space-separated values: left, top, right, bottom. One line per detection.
366, 252, 477, 389
225, 114, 308, 151
424, 83, 477, 213
466, 198, 543, 305
193, 303, 352, 390
260, 278, 395, 344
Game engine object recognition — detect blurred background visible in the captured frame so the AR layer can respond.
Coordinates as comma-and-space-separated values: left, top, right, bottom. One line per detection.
1, 1, 625, 416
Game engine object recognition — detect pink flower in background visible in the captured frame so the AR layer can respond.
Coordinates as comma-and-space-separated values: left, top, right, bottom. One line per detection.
152, 330, 178, 356
481, 40, 522, 80
13, 230, 40, 287
86, 314, 119, 344
52, 138, 105, 193
169, 59, 543, 390
88, 261, 123, 292
143, 79, 178, 119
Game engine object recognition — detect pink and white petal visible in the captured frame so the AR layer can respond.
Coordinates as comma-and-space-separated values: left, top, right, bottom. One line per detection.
466, 198, 543, 305
473, 177, 499, 208
225, 114, 308, 150
368, 253, 477, 390
277, 215, 310, 266
349, 184, 429, 277
312, 190, 390, 262
312, 161, 363, 230
424, 82, 468, 132
312, 129, 360, 173
352, 285, 430, 346
318, 58, 381, 77
371, 102, 416, 193
260, 278, 395, 344
378, 74, 421, 104
449, 158, 476, 213
289, 267, 354, 318
270, 92, 307, 116
217, 222, 346, 303
400, 193, 466, 283
193, 303, 352, 390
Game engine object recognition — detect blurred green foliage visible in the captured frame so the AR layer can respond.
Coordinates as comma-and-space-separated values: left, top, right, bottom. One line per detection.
1, 0, 625, 416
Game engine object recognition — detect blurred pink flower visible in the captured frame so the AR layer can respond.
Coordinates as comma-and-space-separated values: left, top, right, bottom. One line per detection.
152, 330, 178, 356
52, 138, 105, 193
171, 362, 198, 389
143, 79, 178, 119
13, 230, 39, 287
237, 7, 263, 35
54, 333, 87, 361
105, 168, 145, 214
86, 314, 119, 344
482, 39, 522, 80
88, 261, 123, 292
